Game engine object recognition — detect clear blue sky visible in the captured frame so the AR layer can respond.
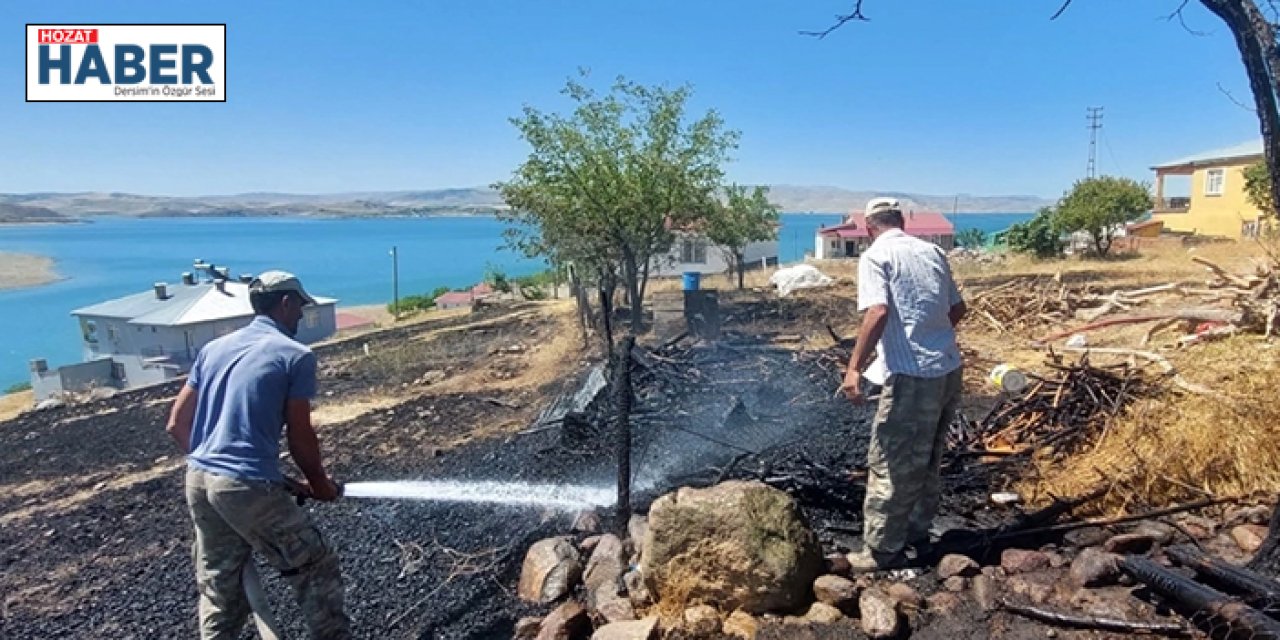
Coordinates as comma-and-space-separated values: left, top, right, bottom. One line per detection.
0, 1, 1264, 198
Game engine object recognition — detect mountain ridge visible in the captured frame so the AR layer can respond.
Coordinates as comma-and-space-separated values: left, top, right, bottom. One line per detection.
0, 186, 1051, 221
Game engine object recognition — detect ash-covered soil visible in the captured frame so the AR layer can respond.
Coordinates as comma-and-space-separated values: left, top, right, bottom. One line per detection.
0, 292, 1087, 640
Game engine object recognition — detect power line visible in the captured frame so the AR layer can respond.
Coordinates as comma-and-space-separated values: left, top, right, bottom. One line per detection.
1086, 106, 1104, 179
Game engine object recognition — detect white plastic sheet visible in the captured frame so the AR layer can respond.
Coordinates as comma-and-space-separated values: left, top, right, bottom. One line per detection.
768, 264, 834, 297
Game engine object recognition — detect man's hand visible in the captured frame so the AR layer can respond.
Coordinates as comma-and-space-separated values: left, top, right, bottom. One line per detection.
308, 476, 341, 502
840, 370, 867, 404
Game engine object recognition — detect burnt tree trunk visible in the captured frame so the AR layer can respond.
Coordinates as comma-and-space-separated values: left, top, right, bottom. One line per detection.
1248, 503, 1280, 576
735, 251, 746, 290
1200, 0, 1280, 218
620, 246, 645, 332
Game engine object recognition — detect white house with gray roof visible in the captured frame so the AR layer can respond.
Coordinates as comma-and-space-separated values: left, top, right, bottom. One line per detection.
30, 267, 336, 401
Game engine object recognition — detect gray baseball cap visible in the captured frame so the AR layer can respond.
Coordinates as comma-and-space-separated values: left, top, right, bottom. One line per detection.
249, 270, 317, 306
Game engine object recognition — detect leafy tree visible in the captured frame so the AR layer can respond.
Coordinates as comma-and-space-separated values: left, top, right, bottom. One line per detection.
1245, 159, 1275, 216
1005, 207, 1063, 258
1055, 176, 1152, 257
954, 228, 987, 249
705, 185, 781, 289
485, 265, 512, 293
496, 73, 738, 332
5, 381, 31, 395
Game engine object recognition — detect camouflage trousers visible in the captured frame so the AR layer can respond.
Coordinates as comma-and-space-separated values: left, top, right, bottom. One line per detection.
185, 468, 351, 640
862, 368, 963, 554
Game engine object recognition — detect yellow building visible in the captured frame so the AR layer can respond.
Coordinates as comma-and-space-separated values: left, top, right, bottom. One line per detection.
1152, 140, 1267, 238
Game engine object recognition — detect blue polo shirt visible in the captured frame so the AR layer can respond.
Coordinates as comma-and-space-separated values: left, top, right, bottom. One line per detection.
186, 316, 317, 482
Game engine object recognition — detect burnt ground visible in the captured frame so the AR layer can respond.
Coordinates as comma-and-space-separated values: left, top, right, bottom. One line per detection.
0, 288, 1198, 639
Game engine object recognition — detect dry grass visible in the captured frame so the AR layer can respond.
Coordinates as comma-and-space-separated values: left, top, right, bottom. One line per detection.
1016, 335, 1280, 514
0, 390, 33, 422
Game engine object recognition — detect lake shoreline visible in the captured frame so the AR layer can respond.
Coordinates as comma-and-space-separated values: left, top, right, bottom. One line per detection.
0, 252, 61, 291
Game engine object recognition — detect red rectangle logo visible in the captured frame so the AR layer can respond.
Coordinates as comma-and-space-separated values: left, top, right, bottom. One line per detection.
37, 28, 98, 44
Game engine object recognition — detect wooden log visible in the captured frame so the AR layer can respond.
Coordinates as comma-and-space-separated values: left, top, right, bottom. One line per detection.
1166, 546, 1280, 605
998, 599, 1191, 636
1120, 555, 1280, 637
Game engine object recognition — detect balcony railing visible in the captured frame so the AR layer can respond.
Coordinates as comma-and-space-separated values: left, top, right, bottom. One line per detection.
1153, 196, 1191, 213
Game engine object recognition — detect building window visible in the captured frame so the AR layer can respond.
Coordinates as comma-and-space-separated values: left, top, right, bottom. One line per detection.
1205, 168, 1225, 196
304, 309, 319, 329
680, 238, 707, 264
111, 362, 126, 382
1244, 219, 1261, 238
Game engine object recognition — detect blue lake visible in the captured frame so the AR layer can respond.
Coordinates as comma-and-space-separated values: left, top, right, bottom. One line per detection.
0, 212, 1031, 387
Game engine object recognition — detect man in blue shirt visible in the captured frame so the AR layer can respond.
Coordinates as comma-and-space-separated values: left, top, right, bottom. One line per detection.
841, 199, 968, 573
167, 270, 350, 639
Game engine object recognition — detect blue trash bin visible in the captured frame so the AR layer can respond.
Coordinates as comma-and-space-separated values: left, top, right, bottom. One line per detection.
682, 271, 701, 291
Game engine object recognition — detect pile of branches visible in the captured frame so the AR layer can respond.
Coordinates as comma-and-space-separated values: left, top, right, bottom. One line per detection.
1187, 255, 1280, 339
956, 353, 1150, 458
968, 276, 1110, 333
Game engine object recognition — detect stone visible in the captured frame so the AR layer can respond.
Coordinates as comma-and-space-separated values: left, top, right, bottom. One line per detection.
812, 575, 859, 611
927, 592, 963, 615
859, 588, 901, 639
1227, 505, 1272, 527
723, 609, 759, 639
1001, 548, 1051, 574
825, 552, 852, 576
640, 481, 823, 614
627, 515, 649, 555
580, 535, 603, 554
683, 604, 721, 637
803, 601, 845, 624
1063, 526, 1109, 548
597, 597, 638, 623
622, 570, 652, 608
1104, 533, 1157, 555
1176, 516, 1217, 541
936, 554, 981, 579
584, 534, 628, 605
535, 600, 591, 640
887, 583, 923, 611
942, 576, 968, 592
1007, 574, 1055, 605
590, 617, 658, 640
514, 616, 542, 639
519, 537, 583, 604
1133, 522, 1176, 546
1068, 548, 1121, 589
1046, 552, 1068, 569
972, 574, 1001, 612
573, 510, 602, 533
1232, 524, 1269, 553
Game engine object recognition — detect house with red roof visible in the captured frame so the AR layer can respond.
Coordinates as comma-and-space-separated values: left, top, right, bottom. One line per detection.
434, 291, 476, 310
814, 211, 956, 259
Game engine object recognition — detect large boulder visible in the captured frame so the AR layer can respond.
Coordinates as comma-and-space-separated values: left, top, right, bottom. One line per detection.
640, 481, 823, 614
535, 600, 591, 640
519, 537, 583, 604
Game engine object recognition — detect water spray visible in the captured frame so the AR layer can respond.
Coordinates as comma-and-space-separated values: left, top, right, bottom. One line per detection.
286, 476, 614, 510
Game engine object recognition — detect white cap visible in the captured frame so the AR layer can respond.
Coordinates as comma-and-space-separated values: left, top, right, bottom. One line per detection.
249, 270, 317, 306
865, 197, 902, 216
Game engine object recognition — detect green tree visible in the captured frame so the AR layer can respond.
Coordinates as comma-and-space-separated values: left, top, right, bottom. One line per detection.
496, 73, 738, 332
1005, 207, 1063, 258
1245, 159, 1275, 216
705, 184, 781, 289
1055, 176, 1152, 257
954, 228, 987, 249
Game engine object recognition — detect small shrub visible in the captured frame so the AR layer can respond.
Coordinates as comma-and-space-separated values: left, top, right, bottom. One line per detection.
5, 381, 32, 394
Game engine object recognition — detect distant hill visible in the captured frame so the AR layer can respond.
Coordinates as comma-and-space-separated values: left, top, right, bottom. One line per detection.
764, 185, 1051, 214
0, 202, 73, 224
0, 185, 1050, 219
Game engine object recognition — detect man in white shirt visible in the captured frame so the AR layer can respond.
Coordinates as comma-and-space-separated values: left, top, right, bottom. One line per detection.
841, 198, 967, 572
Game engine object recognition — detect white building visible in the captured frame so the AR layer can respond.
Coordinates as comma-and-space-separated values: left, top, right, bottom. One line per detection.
31, 268, 337, 401
649, 232, 779, 277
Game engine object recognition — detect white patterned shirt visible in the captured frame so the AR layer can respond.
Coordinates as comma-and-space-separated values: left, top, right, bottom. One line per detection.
857, 229, 963, 385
